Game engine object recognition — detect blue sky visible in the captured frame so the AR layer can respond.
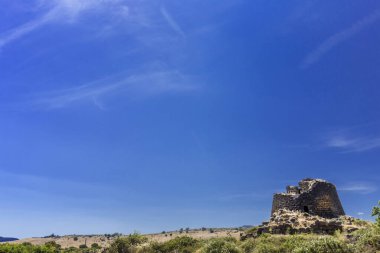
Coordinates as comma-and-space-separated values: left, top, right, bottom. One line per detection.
1, 0, 380, 238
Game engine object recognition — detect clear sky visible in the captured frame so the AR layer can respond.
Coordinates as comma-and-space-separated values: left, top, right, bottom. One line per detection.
0, 0, 379, 239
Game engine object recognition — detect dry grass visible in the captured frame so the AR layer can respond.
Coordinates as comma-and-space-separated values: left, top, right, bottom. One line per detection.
11, 228, 243, 249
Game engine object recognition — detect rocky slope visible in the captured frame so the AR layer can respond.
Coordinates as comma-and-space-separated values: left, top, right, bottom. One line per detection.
243, 209, 369, 239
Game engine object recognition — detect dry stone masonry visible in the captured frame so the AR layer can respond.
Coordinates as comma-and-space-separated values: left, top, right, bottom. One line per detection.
271, 178, 345, 218
242, 178, 368, 238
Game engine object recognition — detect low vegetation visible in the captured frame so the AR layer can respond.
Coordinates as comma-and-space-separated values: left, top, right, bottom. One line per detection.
1, 202, 379, 253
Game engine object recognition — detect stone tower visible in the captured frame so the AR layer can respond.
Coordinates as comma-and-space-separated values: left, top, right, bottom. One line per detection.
271, 178, 345, 218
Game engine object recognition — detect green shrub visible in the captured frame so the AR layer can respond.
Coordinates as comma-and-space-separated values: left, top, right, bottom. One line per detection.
352, 227, 380, 252
200, 239, 241, 253
106, 238, 135, 253
125, 233, 148, 246
105, 234, 147, 253
241, 234, 285, 253
45, 241, 62, 249
91, 243, 101, 249
293, 237, 352, 253
148, 236, 199, 253
0, 243, 58, 253
240, 239, 256, 253
372, 201, 380, 228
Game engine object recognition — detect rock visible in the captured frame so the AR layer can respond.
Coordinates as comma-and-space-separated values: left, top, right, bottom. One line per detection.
243, 209, 368, 239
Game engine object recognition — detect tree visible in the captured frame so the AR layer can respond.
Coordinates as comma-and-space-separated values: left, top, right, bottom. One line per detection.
91, 243, 101, 249
45, 241, 61, 250
106, 233, 147, 253
372, 200, 380, 227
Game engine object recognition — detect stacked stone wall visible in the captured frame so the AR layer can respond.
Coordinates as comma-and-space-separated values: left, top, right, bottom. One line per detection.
271, 179, 345, 218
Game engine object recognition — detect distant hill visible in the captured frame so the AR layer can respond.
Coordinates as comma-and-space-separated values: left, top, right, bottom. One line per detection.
0, 237, 18, 242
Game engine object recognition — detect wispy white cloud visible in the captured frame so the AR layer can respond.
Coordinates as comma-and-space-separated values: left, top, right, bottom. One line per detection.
325, 135, 380, 153
301, 9, 380, 69
160, 6, 186, 38
339, 183, 377, 194
357, 212, 364, 216
28, 69, 198, 110
0, 0, 128, 50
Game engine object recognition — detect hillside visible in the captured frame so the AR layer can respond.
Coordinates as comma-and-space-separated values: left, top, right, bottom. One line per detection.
0, 237, 18, 242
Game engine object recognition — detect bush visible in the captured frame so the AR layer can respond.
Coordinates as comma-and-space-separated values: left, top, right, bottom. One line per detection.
106, 234, 147, 253
149, 236, 199, 253
200, 239, 241, 253
106, 238, 132, 253
352, 227, 380, 252
91, 243, 101, 249
372, 201, 380, 228
0, 243, 58, 253
240, 239, 256, 253
45, 241, 62, 249
125, 233, 148, 246
293, 237, 352, 253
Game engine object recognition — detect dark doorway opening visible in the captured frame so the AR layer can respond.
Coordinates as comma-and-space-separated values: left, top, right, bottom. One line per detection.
303, 206, 309, 213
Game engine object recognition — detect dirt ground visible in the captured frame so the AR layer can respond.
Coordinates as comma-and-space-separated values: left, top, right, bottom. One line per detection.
11, 228, 243, 249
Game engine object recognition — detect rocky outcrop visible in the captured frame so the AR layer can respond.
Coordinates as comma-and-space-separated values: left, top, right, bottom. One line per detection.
243, 209, 369, 239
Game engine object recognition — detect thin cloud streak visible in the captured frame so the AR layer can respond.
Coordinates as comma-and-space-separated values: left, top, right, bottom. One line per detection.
301, 9, 380, 69
29, 70, 198, 110
325, 135, 380, 153
339, 183, 377, 194
160, 6, 186, 37
0, 0, 128, 50
0, 13, 50, 49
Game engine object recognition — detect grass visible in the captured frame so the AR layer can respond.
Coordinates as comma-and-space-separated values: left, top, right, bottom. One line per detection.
2, 226, 380, 253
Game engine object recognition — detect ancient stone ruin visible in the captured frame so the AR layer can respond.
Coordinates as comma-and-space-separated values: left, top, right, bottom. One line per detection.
242, 178, 363, 238
271, 178, 345, 218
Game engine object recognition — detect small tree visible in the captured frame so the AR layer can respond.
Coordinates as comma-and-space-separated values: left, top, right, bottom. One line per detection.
91, 243, 101, 249
372, 200, 380, 227
45, 241, 61, 250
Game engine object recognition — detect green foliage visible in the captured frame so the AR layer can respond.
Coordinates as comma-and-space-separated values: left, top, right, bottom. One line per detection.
293, 237, 353, 253
91, 243, 101, 249
372, 200, 380, 228
352, 226, 380, 252
200, 239, 241, 253
241, 234, 348, 253
0, 243, 58, 253
105, 233, 147, 253
149, 236, 199, 253
125, 233, 148, 246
